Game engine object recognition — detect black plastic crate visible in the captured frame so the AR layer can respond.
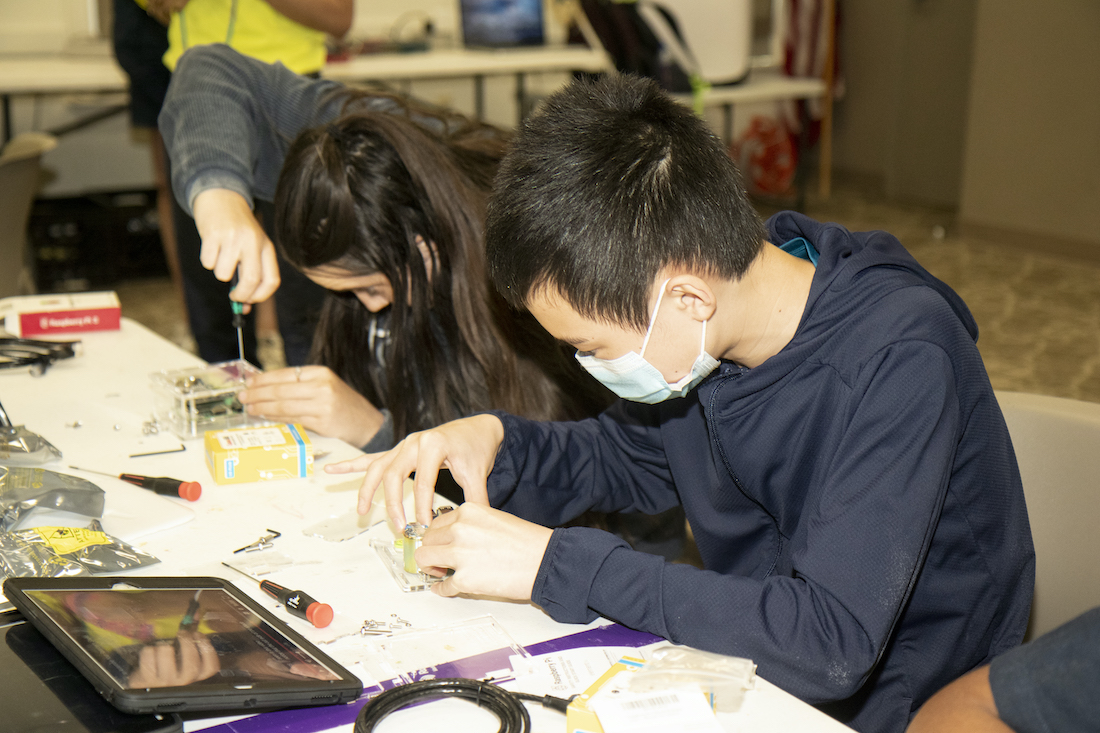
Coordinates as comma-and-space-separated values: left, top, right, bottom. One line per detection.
29, 190, 168, 292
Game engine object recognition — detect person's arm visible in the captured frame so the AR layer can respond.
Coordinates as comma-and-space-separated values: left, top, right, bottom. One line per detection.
910, 608, 1100, 732
264, 0, 353, 38
324, 402, 678, 602
159, 44, 374, 300
160, 43, 350, 219
328, 399, 678, 527
907, 666, 1009, 733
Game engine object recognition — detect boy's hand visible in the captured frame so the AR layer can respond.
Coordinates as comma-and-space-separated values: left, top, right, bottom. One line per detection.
417, 503, 552, 601
325, 414, 505, 528
192, 188, 281, 304
239, 366, 385, 448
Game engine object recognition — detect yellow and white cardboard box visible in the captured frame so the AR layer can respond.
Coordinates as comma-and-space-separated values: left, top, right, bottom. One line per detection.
204, 423, 312, 485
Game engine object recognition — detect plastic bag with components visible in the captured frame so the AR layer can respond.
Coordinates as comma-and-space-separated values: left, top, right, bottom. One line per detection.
0, 465, 104, 532
0, 398, 63, 465
0, 519, 159, 583
0, 424, 62, 465
627, 645, 757, 712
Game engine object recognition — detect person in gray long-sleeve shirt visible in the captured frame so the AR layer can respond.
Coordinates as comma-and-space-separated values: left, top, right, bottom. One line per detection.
158, 44, 613, 454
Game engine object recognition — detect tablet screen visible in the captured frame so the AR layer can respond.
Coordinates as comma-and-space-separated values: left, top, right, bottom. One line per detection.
24, 587, 343, 690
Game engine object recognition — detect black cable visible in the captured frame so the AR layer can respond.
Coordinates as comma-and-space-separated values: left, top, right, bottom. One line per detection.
354, 678, 574, 733
0, 338, 79, 375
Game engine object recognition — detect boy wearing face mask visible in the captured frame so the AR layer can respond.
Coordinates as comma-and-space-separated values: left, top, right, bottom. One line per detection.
329, 75, 1034, 733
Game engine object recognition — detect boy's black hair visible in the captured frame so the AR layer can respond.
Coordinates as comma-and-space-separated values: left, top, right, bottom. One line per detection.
486, 73, 766, 330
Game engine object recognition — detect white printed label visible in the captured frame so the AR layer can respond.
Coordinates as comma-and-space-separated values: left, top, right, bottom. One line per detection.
591, 688, 723, 733
217, 427, 287, 450
508, 648, 638, 697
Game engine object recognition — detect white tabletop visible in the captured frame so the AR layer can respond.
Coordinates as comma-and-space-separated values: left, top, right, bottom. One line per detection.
0, 319, 851, 733
322, 45, 612, 84
674, 68, 827, 106
0, 45, 611, 97
0, 54, 129, 95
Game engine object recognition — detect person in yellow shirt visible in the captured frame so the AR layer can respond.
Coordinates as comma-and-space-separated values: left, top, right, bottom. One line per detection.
146, 0, 352, 75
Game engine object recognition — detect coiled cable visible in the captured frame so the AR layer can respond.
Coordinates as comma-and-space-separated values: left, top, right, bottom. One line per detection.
0, 337, 79, 375
354, 677, 573, 733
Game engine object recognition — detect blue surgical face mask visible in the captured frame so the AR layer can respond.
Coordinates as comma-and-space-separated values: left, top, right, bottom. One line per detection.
575, 280, 720, 404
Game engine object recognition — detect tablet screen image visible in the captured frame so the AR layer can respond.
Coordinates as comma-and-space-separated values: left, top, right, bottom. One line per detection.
460, 0, 545, 47
4, 577, 362, 714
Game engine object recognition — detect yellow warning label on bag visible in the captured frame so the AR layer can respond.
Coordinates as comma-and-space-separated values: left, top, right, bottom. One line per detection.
32, 527, 111, 555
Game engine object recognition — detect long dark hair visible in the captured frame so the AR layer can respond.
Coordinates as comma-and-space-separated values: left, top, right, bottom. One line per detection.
273, 97, 609, 440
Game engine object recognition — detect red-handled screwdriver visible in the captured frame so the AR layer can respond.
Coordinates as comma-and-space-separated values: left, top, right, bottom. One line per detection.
69, 465, 202, 501
222, 562, 334, 628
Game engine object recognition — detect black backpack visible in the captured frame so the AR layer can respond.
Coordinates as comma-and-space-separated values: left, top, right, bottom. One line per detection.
579, 0, 693, 92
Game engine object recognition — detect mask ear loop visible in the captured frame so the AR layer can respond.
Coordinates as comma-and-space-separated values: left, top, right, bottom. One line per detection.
639, 278, 673, 358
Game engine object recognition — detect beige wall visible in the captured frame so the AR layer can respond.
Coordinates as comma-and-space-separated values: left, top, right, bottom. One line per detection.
831, 0, 905, 182
960, 0, 1100, 250
831, 0, 976, 208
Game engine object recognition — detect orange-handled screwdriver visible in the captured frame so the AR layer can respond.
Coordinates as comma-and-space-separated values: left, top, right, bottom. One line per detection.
69, 466, 202, 502
222, 563, 334, 628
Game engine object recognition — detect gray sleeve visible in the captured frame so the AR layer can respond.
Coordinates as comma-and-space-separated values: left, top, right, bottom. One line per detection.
361, 410, 394, 453
989, 606, 1100, 733
158, 44, 353, 215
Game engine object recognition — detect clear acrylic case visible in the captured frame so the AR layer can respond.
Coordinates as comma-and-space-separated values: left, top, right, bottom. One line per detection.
150, 359, 262, 438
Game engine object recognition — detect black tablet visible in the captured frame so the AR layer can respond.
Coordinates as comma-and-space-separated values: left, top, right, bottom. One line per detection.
0, 615, 182, 733
2, 577, 363, 715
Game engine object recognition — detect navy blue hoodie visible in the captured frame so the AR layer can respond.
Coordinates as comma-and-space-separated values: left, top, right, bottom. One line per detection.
487, 212, 1035, 733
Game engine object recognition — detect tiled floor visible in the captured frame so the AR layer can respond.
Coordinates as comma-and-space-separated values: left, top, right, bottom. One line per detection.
116, 180, 1100, 404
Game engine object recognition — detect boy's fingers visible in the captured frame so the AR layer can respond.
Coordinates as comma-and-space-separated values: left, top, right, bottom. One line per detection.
414, 452, 443, 526
431, 576, 461, 598
382, 459, 410, 529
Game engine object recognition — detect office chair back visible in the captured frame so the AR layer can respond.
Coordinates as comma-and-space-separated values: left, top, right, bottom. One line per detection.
0, 132, 56, 299
996, 390, 1100, 640
636, 0, 753, 86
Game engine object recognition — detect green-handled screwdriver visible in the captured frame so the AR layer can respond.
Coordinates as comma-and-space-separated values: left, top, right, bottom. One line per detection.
230, 274, 245, 363
231, 300, 245, 362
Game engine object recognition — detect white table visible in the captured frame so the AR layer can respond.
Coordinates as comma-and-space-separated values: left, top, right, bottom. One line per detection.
0, 44, 612, 143
322, 45, 612, 122
0, 54, 130, 143
0, 49, 834, 199
0, 318, 852, 732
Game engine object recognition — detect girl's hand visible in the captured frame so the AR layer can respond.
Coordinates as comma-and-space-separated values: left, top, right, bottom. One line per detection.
192, 188, 281, 305
239, 366, 386, 448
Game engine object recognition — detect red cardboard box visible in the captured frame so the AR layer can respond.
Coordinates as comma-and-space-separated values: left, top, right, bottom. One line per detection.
0, 292, 121, 338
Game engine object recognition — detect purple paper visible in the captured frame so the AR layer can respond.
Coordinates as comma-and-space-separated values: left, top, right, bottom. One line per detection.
191, 624, 661, 732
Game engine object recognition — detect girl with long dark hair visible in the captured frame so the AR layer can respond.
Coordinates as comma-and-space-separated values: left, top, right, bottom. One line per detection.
160, 43, 610, 451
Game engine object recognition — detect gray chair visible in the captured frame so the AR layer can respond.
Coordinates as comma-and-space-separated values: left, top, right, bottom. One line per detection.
996, 390, 1100, 640
0, 132, 57, 299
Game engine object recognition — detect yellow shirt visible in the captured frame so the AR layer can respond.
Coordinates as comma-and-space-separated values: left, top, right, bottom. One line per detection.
162, 0, 327, 74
